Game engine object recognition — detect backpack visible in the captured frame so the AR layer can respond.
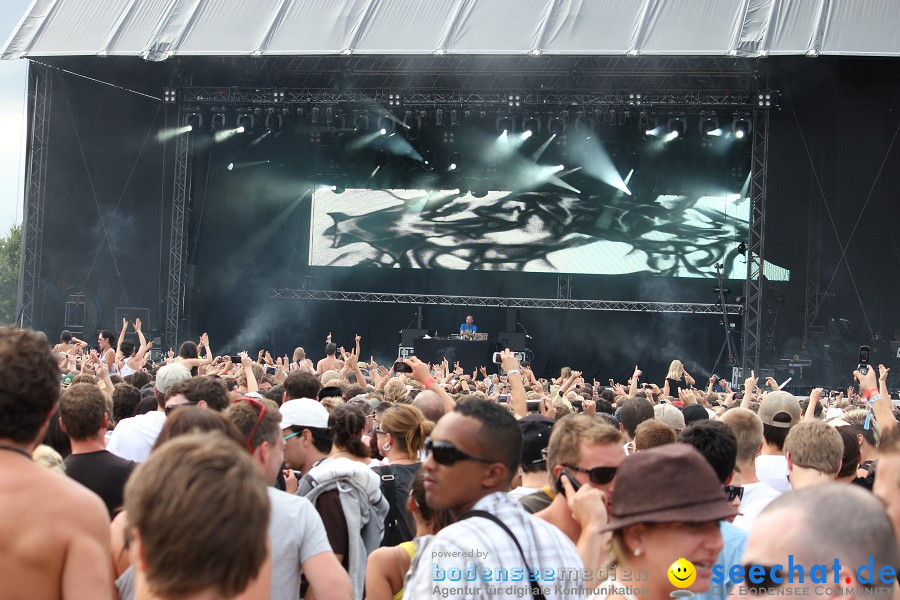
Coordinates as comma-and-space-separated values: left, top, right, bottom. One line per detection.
378, 465, 414, 546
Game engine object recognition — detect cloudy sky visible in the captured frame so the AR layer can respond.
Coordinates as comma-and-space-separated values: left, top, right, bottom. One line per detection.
0, 1, 36, 236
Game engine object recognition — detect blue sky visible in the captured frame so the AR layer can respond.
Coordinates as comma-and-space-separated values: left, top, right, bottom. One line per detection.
0, 0, 37, 236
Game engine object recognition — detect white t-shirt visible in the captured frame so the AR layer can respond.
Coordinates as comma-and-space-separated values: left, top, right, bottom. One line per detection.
732, 481, 782, 532
507, 486, 539, 500
755, 454, 791, 494
106, 411, 167, 462
268, 487, 333, 600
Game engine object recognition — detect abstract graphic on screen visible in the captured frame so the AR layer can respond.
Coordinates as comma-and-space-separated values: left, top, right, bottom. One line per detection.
309, 188, 789, 280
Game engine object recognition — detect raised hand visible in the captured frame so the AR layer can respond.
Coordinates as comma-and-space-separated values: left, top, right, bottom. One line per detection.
121, 318, 128, 331
199, 333, 209, 346
134, 318, 142, 332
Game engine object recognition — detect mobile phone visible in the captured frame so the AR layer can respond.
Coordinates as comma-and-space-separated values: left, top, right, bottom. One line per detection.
265, 365, 277, 375
393, 361, 413, 373
492, 352, 502, 364
858, 346, 870, 375
61, 373, 75, 387
555, 469, 582, 496
498, 394, 509, 403
229, 355, 241, 363
526, 399, 540, 413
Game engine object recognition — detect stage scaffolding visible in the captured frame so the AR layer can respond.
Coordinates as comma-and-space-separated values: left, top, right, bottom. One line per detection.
16, 62, 51, 329
270, 289, 742, 315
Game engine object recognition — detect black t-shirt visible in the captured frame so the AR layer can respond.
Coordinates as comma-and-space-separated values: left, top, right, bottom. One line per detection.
666, 377, 686, 397
63, 450, 137, 517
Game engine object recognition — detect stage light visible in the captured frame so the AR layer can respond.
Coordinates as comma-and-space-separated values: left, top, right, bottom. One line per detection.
547, 116, 567, 136
699, 113, 720, 137
380, 128, 387, 135
163, 87, 177, 103
185, 112, 202, 130
273, 90, 285, 103
496, 115, 515, 134
352, 113, 370, 132
236, 113, 253, 132
450, 109, 459, 127
449, 163, 457, 170
507, 93, 522, 108
667, 115, 687, 140
265, 109, 283, 132
522, 130, 533, 139
435, 108, 444, 126
627, 93, 643, 106
210, 111, 226, 130
236, 126, 245, 133
227, 163, 234, 171
640, 113, 660, 139
311, 107, 320, 124
326, 107, 334, 128
522, 116, 541, 136
732, 114, 751, 139
554, 165, 565, 171
756, 92, 773, 108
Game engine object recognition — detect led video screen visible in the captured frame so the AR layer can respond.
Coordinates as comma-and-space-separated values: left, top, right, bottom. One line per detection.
309, 188, 789, 280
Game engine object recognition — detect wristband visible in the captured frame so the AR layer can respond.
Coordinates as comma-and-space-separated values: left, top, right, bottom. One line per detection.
862, 388, 878, 400
506, 369, 521, 376
868, 394, 882, 407
423, 377, 436, 388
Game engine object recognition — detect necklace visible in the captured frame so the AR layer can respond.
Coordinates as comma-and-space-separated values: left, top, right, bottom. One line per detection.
0, 443, 32, 460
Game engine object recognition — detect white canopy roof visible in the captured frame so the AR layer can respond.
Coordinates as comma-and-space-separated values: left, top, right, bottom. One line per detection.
4, 0, 900, 61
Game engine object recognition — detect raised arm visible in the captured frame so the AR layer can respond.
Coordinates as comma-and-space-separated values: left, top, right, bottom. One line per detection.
116, 318, 127, 357
406, 356, 456, 416
500, 349, 528, 419
131, 318, 149, 364
241, 352, 258, 393
628, 366, 642, 397
740, 370, 758, 409
683, 368, 696, 387
804, 388, 823, 421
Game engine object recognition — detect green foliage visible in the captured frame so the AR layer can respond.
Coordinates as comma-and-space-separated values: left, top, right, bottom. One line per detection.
0, 224, 21, 325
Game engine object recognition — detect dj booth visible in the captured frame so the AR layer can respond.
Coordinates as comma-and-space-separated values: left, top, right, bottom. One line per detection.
399, 329, 527, 372
413, 338, 493, 373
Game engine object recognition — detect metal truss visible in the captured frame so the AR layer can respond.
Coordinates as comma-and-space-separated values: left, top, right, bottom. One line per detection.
16, 62, 52, 330
180, 87, 761, 111
741, 109, 770, 372
208, 55, 758, 93
271, 289, 741, 315
556, 275, 571, 300
165, 129, 192, 350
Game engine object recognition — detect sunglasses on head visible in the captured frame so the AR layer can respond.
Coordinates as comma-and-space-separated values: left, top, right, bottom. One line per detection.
724, 485, 744, 502
561, 464, 617, 485
425, 438, 498, 466
233, 397, 267, 454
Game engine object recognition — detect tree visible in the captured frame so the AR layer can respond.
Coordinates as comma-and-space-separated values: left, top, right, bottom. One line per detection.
0, 224, 21, 325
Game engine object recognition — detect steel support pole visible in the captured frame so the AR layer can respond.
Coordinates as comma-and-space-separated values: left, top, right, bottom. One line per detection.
16, 62, 52, 330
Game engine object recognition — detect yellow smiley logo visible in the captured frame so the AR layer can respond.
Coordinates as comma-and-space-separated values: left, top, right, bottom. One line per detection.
668, 558, 697, 588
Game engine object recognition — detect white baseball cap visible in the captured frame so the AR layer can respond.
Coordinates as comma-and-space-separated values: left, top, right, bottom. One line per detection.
279, 398, 329, 430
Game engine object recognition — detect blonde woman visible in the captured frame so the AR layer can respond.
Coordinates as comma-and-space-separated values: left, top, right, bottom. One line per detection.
663, 359, 695, 398
291, 347, 315, 373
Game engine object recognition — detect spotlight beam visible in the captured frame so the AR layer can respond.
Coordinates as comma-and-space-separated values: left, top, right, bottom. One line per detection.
530, 133, 557, 161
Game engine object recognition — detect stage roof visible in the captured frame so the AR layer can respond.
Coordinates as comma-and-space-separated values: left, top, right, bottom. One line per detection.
4, 0, 900, 61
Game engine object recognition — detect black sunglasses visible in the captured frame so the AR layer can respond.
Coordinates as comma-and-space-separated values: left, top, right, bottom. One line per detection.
724, 485, 744, 502
425, 438, 498, 466
561, 464, 617, 485
164, 401, 198, 416
742, 564, 782, 595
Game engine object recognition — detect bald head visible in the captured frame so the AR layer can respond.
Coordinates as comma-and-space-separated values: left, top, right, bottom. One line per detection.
743, 484, 898, 596
413, 390, 444, 423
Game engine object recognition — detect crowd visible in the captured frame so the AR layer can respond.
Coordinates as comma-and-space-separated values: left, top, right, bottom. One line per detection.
1, 323, 899, 600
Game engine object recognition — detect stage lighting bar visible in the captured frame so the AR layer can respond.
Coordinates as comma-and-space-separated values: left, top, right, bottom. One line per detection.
163, 87, 177, 103
627, 93, 642, 106
699, 112, 720, 137
388, 93, 402, 107
273, 90, 285, 103
507, 93, 522, 108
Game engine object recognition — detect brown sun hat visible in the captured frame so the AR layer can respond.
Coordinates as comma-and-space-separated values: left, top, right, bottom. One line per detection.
601, 443, 737, 532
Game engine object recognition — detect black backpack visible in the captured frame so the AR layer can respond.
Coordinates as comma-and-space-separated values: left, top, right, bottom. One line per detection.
378, 465, 414, 546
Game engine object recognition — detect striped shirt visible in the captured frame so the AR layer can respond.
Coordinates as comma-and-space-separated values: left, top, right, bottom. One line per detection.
403, 492, 584, 599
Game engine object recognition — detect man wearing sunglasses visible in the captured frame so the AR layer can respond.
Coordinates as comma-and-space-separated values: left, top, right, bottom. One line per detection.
535, 415, 625, 588
404, 398, 582, 599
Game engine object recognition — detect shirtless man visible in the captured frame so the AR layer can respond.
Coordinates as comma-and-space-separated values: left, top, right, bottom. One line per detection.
317, 332, 353, 375
52, 329, 89, 355
0, 327, 113, 600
